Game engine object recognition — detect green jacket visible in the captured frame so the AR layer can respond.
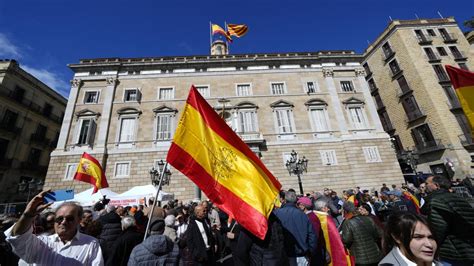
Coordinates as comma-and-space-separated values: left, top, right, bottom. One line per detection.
341, 215, 383, 264
427, 189, 474, 262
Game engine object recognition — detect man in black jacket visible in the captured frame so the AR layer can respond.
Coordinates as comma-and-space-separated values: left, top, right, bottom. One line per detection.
98, 205, 123, 262
186, 204, 216, 265
424, 175, 474, 265
106, 216, 143, 266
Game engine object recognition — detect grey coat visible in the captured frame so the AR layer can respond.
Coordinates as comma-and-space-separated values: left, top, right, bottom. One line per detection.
379, 247, 442, 266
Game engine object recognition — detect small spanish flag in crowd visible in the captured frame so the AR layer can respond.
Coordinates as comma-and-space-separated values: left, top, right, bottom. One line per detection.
227, 23, 249, 38
211, 23, 232, 42
74, 152, 108, 194
445, 65, 474, 136
167, 85, 281, 240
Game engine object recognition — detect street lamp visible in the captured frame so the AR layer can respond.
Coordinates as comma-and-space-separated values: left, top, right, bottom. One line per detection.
285, 150, 309, 195
145, 160, 172, 240
401, 149, 419, 184
149, 160, 172, 187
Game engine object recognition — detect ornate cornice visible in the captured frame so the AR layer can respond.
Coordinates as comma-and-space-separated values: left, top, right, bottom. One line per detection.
71, 79, 83, 88
355, 68, 366, 77
322, 68, 334, 78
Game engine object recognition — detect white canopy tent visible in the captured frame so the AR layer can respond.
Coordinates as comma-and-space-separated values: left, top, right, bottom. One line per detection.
51, 187, 118, 208
108, 185, 174, 206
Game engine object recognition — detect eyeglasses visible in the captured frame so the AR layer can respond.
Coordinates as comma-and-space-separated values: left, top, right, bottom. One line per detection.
55, 216, 75, 223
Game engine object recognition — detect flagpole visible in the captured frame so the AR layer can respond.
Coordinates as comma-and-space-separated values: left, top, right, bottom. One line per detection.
143, 162, 169, 240
209, 21, 213, 54
225, 21, 230, 54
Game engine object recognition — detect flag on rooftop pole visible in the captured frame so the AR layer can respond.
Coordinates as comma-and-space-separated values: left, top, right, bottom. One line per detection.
74, 152, 108, 194
445, 65, 474, 136
211, 23, 232, 43
227, 23, 249, 38
166, 85, 281, 240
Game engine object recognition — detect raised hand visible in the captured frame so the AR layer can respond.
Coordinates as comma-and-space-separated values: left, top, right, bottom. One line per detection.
24, 190, 54, 216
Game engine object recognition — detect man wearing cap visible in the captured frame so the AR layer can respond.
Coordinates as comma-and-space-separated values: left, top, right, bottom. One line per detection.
4, 191, 103, 265
128, 219, 180, 265
274, 190, 316, 266
384, 190, 417, 214
297, 196, 327, 266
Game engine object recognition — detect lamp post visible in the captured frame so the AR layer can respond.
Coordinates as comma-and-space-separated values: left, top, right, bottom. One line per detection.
401, 149, 419, 183
145, 160, 172, 240
285, 150, 309, 195
18, 179, 44, 202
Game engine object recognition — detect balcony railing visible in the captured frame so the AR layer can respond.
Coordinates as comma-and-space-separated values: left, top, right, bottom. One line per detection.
417, 35, 432, 45
237, 132, 265, 143
452, 51, 468, 61
383, 49, 396, 62
426, 52, 441, 63
414, 139, 445, 154
442, 33, 457, 43
405, 110, 425, 123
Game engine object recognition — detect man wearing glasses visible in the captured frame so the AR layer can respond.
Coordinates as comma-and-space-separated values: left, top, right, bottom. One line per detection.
4, 190, 104, 265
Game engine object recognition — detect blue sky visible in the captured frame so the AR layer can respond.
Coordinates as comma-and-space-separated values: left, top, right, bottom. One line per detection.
0, 0, 472, 97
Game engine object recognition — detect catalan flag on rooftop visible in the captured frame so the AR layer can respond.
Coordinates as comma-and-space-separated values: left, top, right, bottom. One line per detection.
227, 23, 249, 38
445, 65, 474, 137
166, 85, 281, 240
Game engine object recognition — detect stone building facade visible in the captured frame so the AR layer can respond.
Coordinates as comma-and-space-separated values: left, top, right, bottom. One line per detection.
0, 59, 67, 203
46, 49, 403, 200
363, 17, 474, 180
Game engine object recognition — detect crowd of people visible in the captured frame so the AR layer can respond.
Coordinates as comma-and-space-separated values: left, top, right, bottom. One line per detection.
0, 174, 473, 266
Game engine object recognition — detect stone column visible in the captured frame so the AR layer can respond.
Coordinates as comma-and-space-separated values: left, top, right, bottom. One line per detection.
54, 79, 82, 152
96, 77, 118, 153
355, 68, 384, 132
323, 68, 348, 134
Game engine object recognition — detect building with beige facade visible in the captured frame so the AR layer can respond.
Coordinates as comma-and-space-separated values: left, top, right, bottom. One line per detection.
45, 43, 404, 200
0, 59, 67, 203
363, 17, 474, 181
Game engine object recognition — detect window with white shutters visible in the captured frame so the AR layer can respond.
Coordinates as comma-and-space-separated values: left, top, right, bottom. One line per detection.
238, 110, 258, 133
195, 86, 210, 97
306, 82, 318, 93
310, 108, 329, 132
320, 150, 337, 165
124, 89, 140, 102
275, 109, 294, 133
114, 162, 130, 178
119, 118, 136, 143
340, 81, 354, 92
158, 88, 174, 100
76, 118, 96, 146
236, 84, 252, 96
271, 82, 286, 95
348, 107, 367, 129
84, 91, 100, 103
156, 114, 173, 140
363, 146, 381, 163
64, 163, 78, 180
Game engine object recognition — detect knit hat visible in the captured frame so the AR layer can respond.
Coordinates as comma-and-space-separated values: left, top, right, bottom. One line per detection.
297, 197, 313, 208
149, 219, 165, 233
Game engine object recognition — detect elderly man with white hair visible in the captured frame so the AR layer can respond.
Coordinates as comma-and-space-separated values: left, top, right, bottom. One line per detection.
4, 190, 103, 265
163, 215, 177, 242
106, 216, 144, 266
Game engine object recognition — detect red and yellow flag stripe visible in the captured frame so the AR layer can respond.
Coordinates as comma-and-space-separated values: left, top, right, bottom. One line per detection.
167, 86, 281, 239
74, 152, 108, 193
446, 65, 474, 136
227, 23, 249, 37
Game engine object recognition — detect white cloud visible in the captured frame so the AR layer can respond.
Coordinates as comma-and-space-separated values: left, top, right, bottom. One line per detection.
0, 33, 22, 58
22, 65, 70, 97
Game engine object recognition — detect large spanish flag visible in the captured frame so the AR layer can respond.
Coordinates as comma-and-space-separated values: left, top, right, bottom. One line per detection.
167, 86, 281, 239
74, 152, 108, 194
211, 23, 232, 42
446, 65, 474, 136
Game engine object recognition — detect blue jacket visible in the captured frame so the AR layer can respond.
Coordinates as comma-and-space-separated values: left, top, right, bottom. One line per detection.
128, 234, 179, 266
274, 203, 317, 257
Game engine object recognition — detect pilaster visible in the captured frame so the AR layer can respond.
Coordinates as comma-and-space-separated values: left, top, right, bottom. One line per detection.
96, 77, 118, 152
355, 68, 384, 133
323, 68, 348, 134
54, 79, 82, 152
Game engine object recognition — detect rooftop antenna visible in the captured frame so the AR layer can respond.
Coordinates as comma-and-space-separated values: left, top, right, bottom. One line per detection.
389, 16, 393, 22
437, 11, 444, 19
367, 40, 370, 45
415, 14, 420, 20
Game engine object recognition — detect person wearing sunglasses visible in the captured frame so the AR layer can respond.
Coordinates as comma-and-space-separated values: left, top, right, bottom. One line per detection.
4, 190, 104, 265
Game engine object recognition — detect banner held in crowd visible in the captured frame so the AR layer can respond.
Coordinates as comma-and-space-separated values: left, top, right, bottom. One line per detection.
445, 65, 474, 136
167, 85, 281, 240
74, 152, 108, 194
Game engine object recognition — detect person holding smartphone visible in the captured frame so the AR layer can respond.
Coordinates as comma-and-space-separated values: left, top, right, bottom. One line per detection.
4, 190, 104, 265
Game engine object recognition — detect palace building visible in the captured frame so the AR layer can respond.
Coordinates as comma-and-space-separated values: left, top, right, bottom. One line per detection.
45, 41, 404, 199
